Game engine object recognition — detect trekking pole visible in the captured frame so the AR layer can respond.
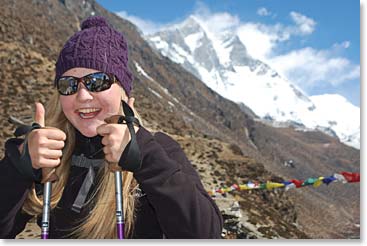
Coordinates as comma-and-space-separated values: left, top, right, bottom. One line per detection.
8, 114, 57, 239
105, 100, 142, 239
41, 181, 52, 239
115, 171, 124, 239
40, 168, 58, 239
104, 116, 125, 239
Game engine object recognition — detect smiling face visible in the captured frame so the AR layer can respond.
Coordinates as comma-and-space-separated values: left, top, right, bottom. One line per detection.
59, 67, 127, 137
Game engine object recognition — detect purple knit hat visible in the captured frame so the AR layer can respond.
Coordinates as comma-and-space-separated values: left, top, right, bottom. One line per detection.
54, 16, 133, 96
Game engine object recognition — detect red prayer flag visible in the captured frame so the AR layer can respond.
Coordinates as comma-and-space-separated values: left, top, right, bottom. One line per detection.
232, 184, 240, 190
341, 172, 360, 183
290, 179, 303, 188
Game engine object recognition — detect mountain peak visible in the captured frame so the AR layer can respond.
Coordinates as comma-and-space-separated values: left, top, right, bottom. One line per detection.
146, 16, 360, 149
181, 15, 202, 29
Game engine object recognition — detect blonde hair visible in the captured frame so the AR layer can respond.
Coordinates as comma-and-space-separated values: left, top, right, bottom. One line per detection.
22, 90, 140, 238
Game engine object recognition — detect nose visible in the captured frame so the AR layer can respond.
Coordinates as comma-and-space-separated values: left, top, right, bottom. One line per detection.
76, 83, 93, 102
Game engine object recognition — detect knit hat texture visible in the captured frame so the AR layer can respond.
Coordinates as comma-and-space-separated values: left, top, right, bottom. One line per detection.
54, 16, 133, 96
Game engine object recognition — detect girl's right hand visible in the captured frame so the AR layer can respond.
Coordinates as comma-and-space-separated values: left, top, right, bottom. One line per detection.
27, 102, 66, 170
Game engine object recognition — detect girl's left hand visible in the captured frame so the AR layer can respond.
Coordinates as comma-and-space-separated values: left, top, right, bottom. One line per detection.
96, 97, 139, 163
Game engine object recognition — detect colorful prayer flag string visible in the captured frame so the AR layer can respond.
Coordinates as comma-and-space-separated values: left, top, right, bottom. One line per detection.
208, 172, 360, 196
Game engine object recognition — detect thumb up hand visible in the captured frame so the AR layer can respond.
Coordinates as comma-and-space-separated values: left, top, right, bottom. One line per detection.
27, 102, 66, 183
34, 102, 45, 127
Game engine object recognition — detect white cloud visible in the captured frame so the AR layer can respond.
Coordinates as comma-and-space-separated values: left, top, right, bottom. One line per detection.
236, 23, 278, 59
333, 41, 351, 49
197, 12, 240, 34
236, 20, 313, 60
269, 47, 360, 89
191, 5, 316, 60
116, 11, 163, 34
257, 7, 271, 16
290, 11, 316, 35
342, 41, 351, 48
289, 11, 316, 35
192, 3, 240, 33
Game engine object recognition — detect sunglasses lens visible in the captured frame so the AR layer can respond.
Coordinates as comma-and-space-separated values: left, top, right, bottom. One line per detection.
57, 77, 78, 95
86, 73, 114, 92
57, 72, 115, 96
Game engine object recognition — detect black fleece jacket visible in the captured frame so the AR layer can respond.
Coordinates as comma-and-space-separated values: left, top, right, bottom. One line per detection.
0, 127, 223, 239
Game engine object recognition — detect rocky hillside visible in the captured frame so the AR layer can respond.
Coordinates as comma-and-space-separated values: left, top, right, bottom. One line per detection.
0, 0, 359, 239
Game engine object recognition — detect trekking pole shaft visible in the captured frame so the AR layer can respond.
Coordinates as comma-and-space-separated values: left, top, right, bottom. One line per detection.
41, 181, 52, 239
115, 171, 124, 239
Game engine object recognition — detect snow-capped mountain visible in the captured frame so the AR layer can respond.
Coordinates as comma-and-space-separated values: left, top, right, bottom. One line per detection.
145, 16, 360, 149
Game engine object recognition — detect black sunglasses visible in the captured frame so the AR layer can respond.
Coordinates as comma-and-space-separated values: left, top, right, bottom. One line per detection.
56, 72, 117, 96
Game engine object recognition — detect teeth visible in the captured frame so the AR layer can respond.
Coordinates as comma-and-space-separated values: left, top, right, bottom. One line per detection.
78, 108, 100, 114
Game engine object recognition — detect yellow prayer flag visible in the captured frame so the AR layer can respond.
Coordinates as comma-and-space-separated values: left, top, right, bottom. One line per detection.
224, 187, 232, 192
266, 181, 285, 190
239, 184, 249, 190
313, 177, 324, 187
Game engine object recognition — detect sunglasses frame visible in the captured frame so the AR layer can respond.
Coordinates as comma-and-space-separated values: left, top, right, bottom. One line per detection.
56, 72, 117, 96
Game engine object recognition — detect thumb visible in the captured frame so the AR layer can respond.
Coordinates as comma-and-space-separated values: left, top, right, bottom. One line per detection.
127, 97, 135, 110
34, 102, 45, 127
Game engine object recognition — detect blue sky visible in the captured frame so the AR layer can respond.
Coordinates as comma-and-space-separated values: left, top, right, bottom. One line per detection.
96, 0, 360, 107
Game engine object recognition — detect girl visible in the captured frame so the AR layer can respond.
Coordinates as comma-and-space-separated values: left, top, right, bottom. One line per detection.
0, 16, 223, 239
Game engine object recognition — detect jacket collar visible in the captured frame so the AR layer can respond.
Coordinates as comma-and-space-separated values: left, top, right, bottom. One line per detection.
74, 130, 104, 159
